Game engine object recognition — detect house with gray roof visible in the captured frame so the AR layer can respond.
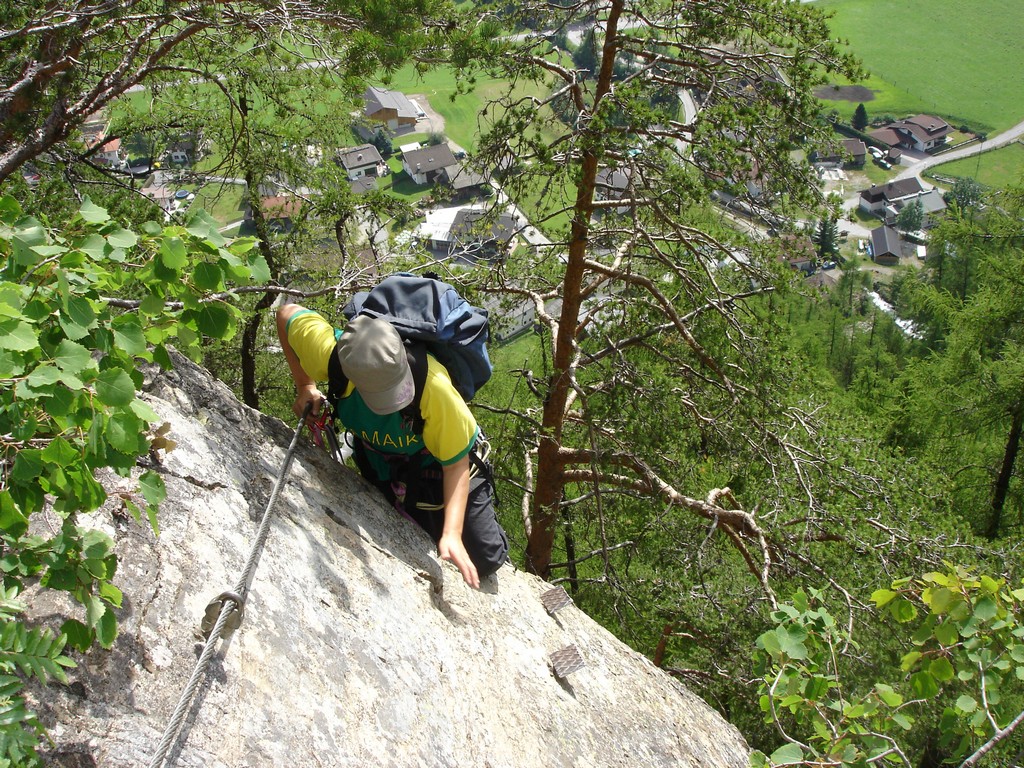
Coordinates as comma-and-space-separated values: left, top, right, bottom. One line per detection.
440, 164, 491, 201
893, 188, 947, 228
335, 144, 385, 181
858, 178, 925, 215
870, 225, 902, 266
363, 86, 418, 132
402, 144, 457, 185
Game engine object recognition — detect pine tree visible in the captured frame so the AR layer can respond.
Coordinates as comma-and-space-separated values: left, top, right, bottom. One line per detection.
816, 217, 839, 260
852, 102, 869, 131
479, 0, 859, 580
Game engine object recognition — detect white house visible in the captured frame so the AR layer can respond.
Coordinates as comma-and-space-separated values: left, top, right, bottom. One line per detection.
336, 144, 385, 181
401, 144, 457, 185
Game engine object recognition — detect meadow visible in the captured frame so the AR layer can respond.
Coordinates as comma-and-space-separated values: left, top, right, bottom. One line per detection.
927, 142, 1024, 190
370, 64, 555, 154
815, 0, 1024, 133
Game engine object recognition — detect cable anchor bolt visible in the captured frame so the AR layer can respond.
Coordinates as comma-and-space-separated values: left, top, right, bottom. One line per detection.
200, 590, 245, 640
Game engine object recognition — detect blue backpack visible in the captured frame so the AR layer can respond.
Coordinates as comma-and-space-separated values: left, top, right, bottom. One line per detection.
327, 272, 492, 430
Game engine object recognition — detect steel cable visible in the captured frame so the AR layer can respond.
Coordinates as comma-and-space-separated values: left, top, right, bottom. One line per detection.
148, 405, 310, 768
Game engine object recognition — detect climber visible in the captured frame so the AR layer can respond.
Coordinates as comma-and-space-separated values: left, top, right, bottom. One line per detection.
275, 302, 509, 589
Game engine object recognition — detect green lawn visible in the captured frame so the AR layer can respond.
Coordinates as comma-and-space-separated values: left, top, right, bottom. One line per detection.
926, 141, 1024, 190
192, 183, 247, 227
372, 64, 559, 153
816, 0, 1024, 133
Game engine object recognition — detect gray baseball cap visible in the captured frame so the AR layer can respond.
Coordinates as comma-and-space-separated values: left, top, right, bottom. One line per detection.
335, 315, 415, 415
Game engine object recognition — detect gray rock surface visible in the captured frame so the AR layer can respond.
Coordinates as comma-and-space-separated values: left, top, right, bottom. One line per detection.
40, 352, 751, 767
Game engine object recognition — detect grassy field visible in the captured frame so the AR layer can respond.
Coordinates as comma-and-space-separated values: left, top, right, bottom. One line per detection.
372, 65, 500, 152
371, 64, 559, 154
815, 0, 1024, 133
192, 183, 247, 227
927, 142, 1024, 190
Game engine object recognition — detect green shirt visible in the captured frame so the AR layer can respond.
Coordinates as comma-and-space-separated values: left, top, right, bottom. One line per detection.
287, 309, 478, 480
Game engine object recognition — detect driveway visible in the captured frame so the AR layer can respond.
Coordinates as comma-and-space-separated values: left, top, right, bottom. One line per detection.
407, 94, 446, 139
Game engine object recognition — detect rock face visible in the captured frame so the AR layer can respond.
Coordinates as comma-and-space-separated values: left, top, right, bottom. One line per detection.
41, 353, 751, 767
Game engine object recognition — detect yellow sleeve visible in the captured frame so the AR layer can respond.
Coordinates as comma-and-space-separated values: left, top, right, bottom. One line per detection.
285, 310, 338, 383
420, 357, 477, 465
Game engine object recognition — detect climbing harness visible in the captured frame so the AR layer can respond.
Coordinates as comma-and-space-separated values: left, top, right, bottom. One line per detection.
148, 404, 310, 768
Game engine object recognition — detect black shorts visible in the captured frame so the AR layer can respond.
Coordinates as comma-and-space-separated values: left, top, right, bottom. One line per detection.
353, 441, 510, 579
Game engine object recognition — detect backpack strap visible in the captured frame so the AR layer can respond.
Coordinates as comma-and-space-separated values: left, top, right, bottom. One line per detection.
399, 341, 428, 435
326, 341, 348, 416
326, 336, 429, 435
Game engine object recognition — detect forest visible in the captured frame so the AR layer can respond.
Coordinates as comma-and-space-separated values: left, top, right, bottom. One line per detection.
1, 0, 1022, 766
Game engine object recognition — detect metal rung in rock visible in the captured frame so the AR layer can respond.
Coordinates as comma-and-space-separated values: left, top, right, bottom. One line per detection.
550, 645, 586, 679
541, 586, 573, 615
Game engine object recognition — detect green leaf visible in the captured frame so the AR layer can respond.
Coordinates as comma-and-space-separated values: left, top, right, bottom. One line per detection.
106, 409, 144, 453
929, 657, 955, 682
78, 197, 110, 224
11, 223, 47, 265
10, 449, 44, 485
974, 596, 998, 622
779, 628, 808, 660
94, 368, 135, 406
874, 683, 903, 707
924, 587, 956, 614
956, 694, 977, 713
139, 470, 166, 506
0, 319, 38, 351
130, 399, 161, 423
26, 364, 60, 387
934, 619, 959, 646
99, 582, 123, 608
247, 253, 271, 283
186, 211, 224, 243
57, 368, 86, 390
41, 436, 78, 465
980, 575, 1001, 594
889, 597, 918, 623
146, 503, 160, 536
768, 743, 804, 766
31, 244, 66, 257
140, 293, 167, 316
192, 261, 225, 291
0, 491, 29, 538
106, 227, 138, 249
189, 303, 231, 338
63, 295, 97, 331
756, 628, 782, 657
96, 606, 117, 649
54, 339, 94, 374
910, 670, 939, 698
61, 619, 93, 652
871, 588, 899, 608
78, 233, 109, 260
892, 712, 914, 730
112, 320, 148, 357
84, 595, 105, 630
159, 236, 188, 269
